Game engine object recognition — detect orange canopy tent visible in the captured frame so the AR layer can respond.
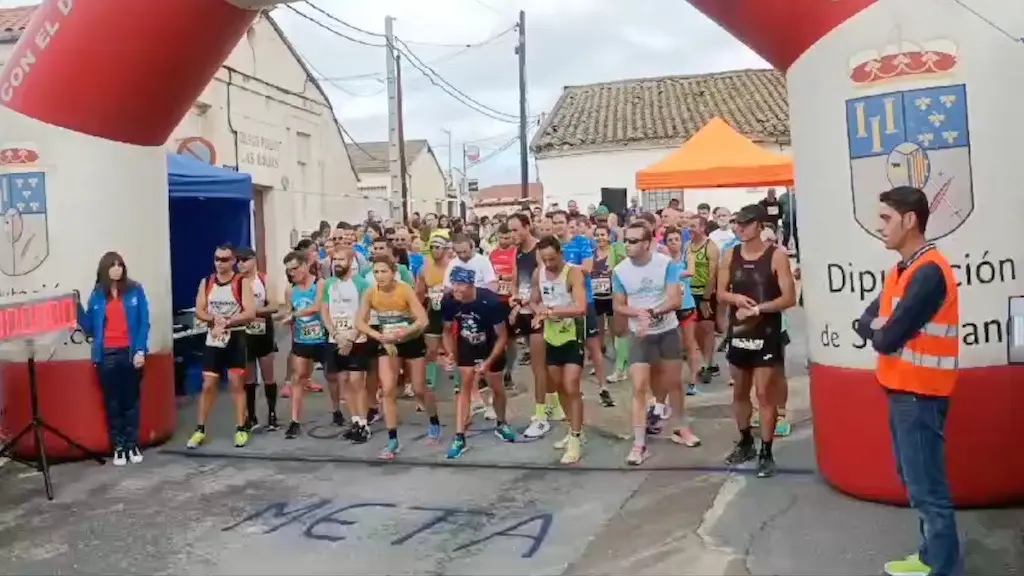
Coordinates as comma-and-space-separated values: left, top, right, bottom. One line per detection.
636, 117, 794, 190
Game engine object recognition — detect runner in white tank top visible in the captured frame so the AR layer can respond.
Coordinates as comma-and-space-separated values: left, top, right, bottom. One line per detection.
238, 247, 280, 433
529, 236, 588, 464
187, 245, 256, 451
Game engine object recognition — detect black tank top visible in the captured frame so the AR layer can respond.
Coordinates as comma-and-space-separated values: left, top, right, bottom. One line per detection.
727, 244, 782, 340
516, 242, 539, 313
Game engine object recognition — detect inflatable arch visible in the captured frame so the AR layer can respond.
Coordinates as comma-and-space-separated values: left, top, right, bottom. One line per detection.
0, 0, 278, 459
687, 0, 1024, 505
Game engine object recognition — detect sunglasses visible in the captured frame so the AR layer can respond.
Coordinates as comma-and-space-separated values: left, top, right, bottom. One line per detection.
214, 256, 234, 263
623, 238, 644, 245
237, 256, 252, 262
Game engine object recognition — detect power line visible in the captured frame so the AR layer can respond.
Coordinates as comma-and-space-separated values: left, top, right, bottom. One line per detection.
471, 136, 519, 166
303, 0, 512, 48
289, 4, 522, 124
393, 37, 519, 122
283, 4, 386, 48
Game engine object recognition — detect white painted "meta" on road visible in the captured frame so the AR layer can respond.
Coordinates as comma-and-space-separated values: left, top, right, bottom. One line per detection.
0, 0, 74, 103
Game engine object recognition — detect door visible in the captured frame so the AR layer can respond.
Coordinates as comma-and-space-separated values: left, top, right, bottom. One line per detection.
252, 185, 269, 273
600, 187, 627, 218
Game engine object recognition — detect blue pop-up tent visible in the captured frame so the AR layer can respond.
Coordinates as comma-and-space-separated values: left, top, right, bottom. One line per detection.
167, 153, 253, 312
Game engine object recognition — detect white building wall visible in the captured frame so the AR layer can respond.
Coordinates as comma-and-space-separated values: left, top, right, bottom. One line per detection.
536, 142, 791, 214
0, 12, 375, 289
407, 152, 448, 216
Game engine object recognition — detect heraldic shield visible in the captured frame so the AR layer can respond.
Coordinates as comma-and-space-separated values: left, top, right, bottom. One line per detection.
0, 167, 49, 277
846, 84, 973, 241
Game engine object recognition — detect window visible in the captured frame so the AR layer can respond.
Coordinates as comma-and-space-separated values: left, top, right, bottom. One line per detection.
641, 190, 681, 212
295, 132, 311, 192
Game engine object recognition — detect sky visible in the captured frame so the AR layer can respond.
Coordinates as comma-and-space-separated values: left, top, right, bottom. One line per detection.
0, 0, 769, 188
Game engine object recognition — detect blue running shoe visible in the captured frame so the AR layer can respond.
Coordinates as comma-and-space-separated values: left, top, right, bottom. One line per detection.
446, 437, 469, 459
686, 383, 698, 396
494, 424, 516, 443
426, 423, 442, 445
378, 438, 400, 461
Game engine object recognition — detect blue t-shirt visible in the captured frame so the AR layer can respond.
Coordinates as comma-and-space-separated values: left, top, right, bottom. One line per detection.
720, 237, 741, 262
409, 253, 425, 277
676, 256, 696, 310
562, 235, 595, 302
441, 288, 505, 349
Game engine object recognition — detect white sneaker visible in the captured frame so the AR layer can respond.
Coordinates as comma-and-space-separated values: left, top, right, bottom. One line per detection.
484, 405, 498, 421
523, 417, 551, 439
128, 447, 143, 464
471, 400, 487, 415
113, 450, 127, 467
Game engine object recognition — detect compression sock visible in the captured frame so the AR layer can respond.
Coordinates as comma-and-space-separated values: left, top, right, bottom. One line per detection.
615, 337, 630, 373
534, 403, 548, 419
426, 362, 438, 388
264, 383, 278, 415
546, 392, 560, 409
243, 383, 257, 421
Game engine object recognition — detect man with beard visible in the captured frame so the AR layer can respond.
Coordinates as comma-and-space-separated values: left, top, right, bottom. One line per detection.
508, 214, 563, 439
320, 250, 373, 443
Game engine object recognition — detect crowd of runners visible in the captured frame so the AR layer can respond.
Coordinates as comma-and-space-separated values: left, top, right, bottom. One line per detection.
183, 198, 798, 477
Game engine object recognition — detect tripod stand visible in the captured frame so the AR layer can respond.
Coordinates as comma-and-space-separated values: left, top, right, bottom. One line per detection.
0, 341, 106, 500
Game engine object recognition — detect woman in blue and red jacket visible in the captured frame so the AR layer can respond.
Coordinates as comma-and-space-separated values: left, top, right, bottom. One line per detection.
77, 251, 151, 467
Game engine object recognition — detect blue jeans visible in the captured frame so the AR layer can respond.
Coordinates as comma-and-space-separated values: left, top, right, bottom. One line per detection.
888, 391, 961, 576
97, 348, 142, 452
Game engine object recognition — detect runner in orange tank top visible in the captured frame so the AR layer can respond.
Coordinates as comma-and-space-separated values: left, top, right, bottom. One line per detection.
489, 222, 518, 389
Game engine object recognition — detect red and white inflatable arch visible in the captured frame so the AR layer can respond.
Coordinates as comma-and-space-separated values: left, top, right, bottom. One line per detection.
687, 0, 1024, 505
0, 0, 277, 459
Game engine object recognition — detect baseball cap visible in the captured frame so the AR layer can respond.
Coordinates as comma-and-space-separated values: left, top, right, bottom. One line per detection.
595, 206, 610, 217
734, 204, 769, 225
236, 246, 257, 259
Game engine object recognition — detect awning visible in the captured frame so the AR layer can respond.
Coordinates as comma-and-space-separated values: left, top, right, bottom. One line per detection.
167, 152, 253, 200
636, 117, 794, 190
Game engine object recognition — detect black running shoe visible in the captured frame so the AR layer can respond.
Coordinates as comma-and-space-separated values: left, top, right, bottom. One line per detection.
332, 411, 346, 426
503, 372, 515, 390
267, 412, 280, 432
245, 416, 260, 433
756, 450, 777, 478
350, 424, 370, 444
285, 421, 301, 439
709, 364, 721, 376
341, 422, 357, 441
645, 405, 662, 435
698, 367, 713, 385
599, 389, 616, 407
725, 440, 757, 466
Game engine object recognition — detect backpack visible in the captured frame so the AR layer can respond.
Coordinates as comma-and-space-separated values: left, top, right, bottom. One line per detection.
206, 274, 247, 309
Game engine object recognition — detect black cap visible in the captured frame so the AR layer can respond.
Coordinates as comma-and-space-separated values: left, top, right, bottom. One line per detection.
734, 204, 769, 225
236, 246, 256, 259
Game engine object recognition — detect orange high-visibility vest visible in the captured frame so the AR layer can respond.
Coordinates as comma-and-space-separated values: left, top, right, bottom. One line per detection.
876, 248, 960, 397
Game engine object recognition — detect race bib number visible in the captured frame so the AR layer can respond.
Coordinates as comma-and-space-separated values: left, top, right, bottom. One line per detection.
245, 318, 266, 335
300, 323, 324, 340
731, 337, 765, 351
497, 279, 513, 296
552, 318, 574, 334
649, 314, 667, 329
592, 277, 611, 295
382, 320, 410, 335
206, 330, 230, 348
332, 316, 353, 332
429, 287, 444, 311
767, 205, 779, 216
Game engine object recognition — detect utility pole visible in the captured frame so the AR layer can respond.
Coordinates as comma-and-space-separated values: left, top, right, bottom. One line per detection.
396, 52, 410, 223
441, 127, 453, 214
384, 15, 402, 221
516, 10, 529, 201
461, 143, 468, 220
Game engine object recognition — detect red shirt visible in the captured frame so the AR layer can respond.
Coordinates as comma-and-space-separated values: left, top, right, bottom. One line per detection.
490, 247, 517, 300
103, 296, 131, 350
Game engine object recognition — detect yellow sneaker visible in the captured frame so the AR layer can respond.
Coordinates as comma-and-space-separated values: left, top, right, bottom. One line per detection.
186, 430, 206, 449
560, 434, 582, 464
547, 403, 566, 422
234, 429, 250, 448
553, 431, 586, 449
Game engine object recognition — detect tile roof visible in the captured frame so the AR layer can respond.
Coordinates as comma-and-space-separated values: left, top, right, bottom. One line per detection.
0, 6, 35, 37
474, 183, 543, 205
345, 140, 429, 173
531, 68, 789, 156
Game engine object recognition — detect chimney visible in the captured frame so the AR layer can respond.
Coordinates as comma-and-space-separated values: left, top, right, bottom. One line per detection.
685, 0, 877, 71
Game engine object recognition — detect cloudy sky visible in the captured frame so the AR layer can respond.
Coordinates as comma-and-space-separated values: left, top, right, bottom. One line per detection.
0, 0, 768, 186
